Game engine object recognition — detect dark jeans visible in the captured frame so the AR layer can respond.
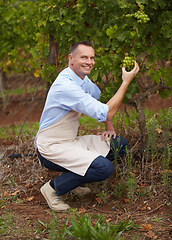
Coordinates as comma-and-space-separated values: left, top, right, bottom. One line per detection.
38, 136, 128, 195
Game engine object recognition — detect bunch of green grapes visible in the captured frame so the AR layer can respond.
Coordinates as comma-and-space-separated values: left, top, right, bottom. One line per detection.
126, 11, 150, 24
133, 11, 150, 23
122, 53, 136, 72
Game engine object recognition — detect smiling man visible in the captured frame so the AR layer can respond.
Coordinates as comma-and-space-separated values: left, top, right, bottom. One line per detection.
68, 43, 95, 78
36, 41, 139, 211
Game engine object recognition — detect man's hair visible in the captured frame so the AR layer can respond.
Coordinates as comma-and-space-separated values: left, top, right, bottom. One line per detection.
70, 41, 93, 54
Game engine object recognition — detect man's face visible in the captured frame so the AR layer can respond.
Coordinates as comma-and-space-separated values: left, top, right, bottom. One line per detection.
69, 44, 95, 79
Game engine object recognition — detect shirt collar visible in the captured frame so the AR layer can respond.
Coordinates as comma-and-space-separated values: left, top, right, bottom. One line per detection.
67, 67, 86, 86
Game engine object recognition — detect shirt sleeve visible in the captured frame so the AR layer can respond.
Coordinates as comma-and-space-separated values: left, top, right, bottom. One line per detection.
59, 80, 108, 122
84, 76, 101, 100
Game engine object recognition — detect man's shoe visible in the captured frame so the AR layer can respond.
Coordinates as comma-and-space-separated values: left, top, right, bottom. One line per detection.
72, 186, 90, 196
40, 181, 70, 211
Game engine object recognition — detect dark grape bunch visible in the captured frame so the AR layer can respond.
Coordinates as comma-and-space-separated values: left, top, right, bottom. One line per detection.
126, 11, 150, 24
122, 53, 136, 72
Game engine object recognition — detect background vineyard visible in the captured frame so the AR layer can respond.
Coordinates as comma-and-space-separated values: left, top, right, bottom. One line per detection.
0, 0, 171, 239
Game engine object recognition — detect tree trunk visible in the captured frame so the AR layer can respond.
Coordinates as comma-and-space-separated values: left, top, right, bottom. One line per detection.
0, 70, 7, 108
128, 83, 171, 158
46, 35, 59, 95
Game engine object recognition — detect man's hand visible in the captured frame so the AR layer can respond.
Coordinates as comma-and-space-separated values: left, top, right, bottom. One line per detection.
101, 131, 116, 142
122, 61, 139, 84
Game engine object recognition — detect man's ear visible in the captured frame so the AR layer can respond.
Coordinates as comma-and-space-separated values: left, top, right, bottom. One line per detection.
68, 54, 73, 64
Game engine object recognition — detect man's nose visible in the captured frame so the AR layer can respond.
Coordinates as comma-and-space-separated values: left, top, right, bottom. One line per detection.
86, 58, 93, 64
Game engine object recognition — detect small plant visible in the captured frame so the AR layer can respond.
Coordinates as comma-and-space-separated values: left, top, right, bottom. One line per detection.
162, 147, 171, 187
7, 177, 16, 187
136, 185, 151, 199
37, 212, 69, 239
96, 190, 110, 204
68, 213, 135, 240
112, 181, 127, 199
126, 176, 138, 201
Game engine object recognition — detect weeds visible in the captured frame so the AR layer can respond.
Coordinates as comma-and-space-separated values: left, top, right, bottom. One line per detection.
0, 213, 14, 237
37, 212, 69, 239
162, 147, 171, 187
37, 212, 136, 240
0, 192, 6, 208
112, 181, 127, 199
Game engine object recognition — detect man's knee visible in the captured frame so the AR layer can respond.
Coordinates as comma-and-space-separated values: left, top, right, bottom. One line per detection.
91, 156, 114, 180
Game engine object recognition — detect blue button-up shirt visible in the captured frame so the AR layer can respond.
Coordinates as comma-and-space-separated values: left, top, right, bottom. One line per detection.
39, 67, 109, 131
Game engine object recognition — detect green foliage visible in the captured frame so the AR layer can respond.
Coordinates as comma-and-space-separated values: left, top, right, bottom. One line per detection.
38, 212, 136, 240
0, 0, 38, 72
1, 1, 171, 102
68, 213, 135, 240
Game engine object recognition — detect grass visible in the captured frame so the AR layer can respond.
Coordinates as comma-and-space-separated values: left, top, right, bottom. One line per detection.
0, 213, 14, 237
0, 85, 46, 97
0, 122, 39, 139
0, 212, 35, 239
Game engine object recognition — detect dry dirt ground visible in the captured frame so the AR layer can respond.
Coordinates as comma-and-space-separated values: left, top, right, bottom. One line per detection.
0, 73, 172, 239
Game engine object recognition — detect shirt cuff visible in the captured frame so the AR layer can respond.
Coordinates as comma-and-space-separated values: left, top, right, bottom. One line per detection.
98, 104, 109, 122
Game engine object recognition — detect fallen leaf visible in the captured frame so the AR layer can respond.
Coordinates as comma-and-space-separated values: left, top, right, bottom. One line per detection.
144, 230, 158, 239
26, 182, 32, 187
123, 198, 129, 203
95, 197, 103, 204
141, 223, 152, 231
107, 194, 112, 199
78, 207, 87, 214
141, 205, 147, 210
106, 218, 111, 223
11, 190, 20, 196
24, 196, 34, 202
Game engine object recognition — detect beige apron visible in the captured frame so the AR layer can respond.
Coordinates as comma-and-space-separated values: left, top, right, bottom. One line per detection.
36, 111, 110, 176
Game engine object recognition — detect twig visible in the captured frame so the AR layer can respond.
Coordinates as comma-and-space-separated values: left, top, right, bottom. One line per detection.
133, 201, 167, 217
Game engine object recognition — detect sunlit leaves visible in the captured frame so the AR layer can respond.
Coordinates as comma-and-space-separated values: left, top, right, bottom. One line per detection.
0, 0, 171, 101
